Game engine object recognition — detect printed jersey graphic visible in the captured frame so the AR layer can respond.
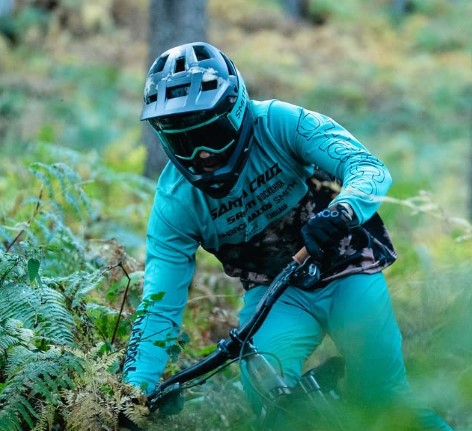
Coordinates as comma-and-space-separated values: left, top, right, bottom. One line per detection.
207, 158, 307, 243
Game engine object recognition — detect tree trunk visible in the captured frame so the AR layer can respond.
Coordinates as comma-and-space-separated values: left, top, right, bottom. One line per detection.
0, 0, 14, 17
283, 0, 307, 19
143, 0, 208, 179
469, 128, 472, 220
392, 0, 408, 15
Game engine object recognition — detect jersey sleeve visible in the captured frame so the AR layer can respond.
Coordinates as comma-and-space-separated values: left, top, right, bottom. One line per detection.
123, 191, 199, 394
269, 102, 392, 225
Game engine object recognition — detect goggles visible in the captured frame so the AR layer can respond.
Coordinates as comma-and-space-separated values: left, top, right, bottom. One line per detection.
149, 114, 238, 161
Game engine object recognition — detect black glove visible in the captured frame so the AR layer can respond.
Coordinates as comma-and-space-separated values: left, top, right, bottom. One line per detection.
301, 205, 352, 263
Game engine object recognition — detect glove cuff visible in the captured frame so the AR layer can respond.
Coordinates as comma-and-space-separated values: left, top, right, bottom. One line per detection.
329, 203, 357, 226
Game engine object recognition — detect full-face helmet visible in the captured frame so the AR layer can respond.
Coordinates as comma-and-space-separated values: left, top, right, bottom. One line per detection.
141, 42, 253, 198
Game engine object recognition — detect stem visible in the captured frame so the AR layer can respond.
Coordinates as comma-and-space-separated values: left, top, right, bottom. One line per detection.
111, 262, 131, 345
5, 187, 43, 252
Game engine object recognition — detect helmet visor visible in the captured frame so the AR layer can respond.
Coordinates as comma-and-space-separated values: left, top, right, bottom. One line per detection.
150, 114, 238, 161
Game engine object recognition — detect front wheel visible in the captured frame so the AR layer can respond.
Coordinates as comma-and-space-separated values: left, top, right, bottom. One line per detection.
258, 357, 347, 431
258, 392, 347, 431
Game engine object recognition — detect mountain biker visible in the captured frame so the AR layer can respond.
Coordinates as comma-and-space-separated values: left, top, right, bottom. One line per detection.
123, 42, 452, 430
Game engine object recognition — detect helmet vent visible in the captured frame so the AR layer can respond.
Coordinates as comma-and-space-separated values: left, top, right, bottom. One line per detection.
151, 55, 169, 74
220, 53, 236, 76
174, 57, 186, 73
166, 84, 189, 99
193, 45, 211, 61
201, 80, 218, 91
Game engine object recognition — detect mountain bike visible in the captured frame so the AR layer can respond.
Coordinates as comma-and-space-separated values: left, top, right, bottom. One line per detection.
124, 248, 348, 431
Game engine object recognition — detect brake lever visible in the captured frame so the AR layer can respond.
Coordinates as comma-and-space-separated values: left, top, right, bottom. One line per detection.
291, 247, 321, 290
147, 382, 184, 416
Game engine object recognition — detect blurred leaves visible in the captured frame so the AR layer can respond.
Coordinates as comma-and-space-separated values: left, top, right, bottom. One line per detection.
0, 0, 471, 429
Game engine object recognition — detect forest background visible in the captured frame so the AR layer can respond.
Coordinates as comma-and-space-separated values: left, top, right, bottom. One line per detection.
0, 0, 471, 430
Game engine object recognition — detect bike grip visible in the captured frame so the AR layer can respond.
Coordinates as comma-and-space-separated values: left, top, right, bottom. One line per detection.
292, 247, 309, 265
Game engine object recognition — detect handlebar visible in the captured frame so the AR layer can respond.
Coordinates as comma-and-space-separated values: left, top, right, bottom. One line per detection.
147, 247, 318, 413
157, 347, 229, 393
147, 347, 229, 413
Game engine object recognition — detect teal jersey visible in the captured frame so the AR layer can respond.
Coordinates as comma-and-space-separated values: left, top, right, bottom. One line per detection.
123, 100, 396, 393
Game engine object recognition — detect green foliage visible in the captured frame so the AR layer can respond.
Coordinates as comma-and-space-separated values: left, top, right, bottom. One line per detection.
391, 264, 472, 429
0, 3, 51, 45
0, 279, 76, 346
0, 319, 35, 358
0, 0, 471, 429
305, 0, 358, 24
0, 155, 150, 430
0, 157, 93, 273
62, 348, 148, 431
0, 346, 87, 431
0, 86, 25, 142
1, 142, 154, 253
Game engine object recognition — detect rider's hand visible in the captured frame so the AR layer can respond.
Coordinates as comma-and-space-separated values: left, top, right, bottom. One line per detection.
301, 204, 353, 263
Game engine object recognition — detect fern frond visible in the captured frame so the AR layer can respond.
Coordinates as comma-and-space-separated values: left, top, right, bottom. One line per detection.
14, 396, 38, 429
32, 210, 85, 253
31, 401, 56, 431
86, 303, 120, 339
48, 269, 106, 307
4, 345, 84, 382
0, 318, 35, 356
120, 399, 149, 429
63, 349, 149, 431
29, 162, 91, 221
0, 252, 22, 285
95, 163, 154, 198
0, 411, 23, 431
0, 225, 14, 251
0, 282, 75, 345
52, 162, 91, 212
0, 346, 86, 431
